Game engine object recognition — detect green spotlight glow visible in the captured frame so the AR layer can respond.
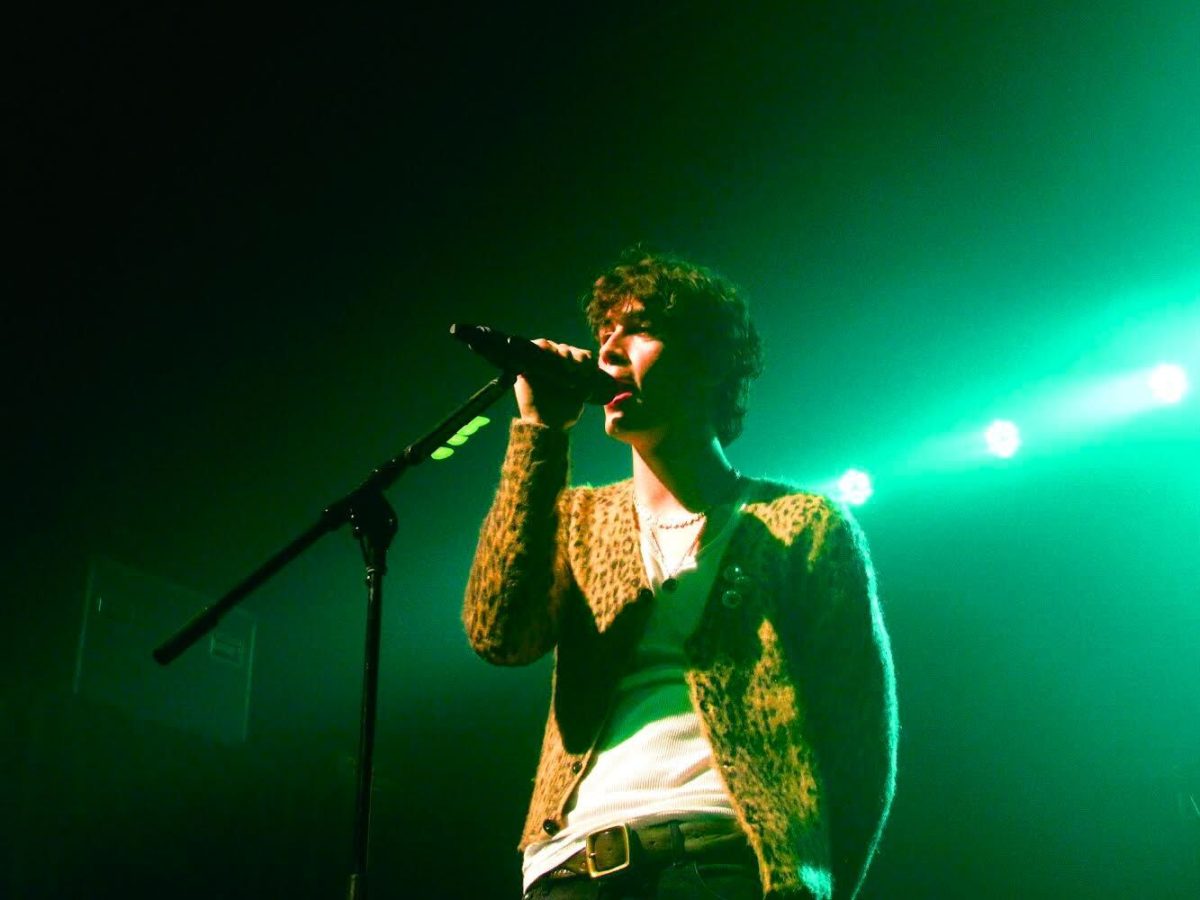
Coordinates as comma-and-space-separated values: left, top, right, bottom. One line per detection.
836, 469, 873, 506
984, 420, 1021, 458
1147, 363, 1188, 404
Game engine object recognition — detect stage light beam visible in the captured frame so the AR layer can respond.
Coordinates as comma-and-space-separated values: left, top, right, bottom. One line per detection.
836, 469, 873, 506
984, 420, 1021, 458
1147, 363, 1188, 405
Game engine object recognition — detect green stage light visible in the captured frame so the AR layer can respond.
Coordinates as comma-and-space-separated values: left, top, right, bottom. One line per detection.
1147, 363, 1188, 405
836, 469, 873, 506
984, 420, 1021, 458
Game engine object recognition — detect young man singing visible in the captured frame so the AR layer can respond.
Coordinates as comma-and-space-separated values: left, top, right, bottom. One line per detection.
464, 249, 898, 899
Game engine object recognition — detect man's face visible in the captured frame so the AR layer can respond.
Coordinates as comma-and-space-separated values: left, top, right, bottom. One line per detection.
596, 299, 707, 445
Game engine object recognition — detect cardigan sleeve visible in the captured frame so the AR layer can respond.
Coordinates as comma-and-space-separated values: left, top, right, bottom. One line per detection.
463, 419, 575, 666
800, 498, 899, 900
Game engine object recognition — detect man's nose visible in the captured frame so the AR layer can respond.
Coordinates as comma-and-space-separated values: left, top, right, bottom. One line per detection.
599, 331, 627, 366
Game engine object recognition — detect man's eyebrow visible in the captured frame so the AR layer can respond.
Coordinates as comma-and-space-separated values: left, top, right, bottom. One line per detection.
598, 306, 656, 337
612, 309, 652, 327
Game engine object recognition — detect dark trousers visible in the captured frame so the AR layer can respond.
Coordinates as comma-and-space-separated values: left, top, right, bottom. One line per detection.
524, 860, 763, 899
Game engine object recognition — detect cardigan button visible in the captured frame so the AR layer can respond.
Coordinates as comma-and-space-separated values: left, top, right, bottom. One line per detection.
721, 589, 742, 609
570, 760, 583, 775
542, 819, 560, 836
637, 588, 654, 603
723, 564, 744, 581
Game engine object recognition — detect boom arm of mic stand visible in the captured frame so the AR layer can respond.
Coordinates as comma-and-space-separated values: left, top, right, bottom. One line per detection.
153, 370, 516, 665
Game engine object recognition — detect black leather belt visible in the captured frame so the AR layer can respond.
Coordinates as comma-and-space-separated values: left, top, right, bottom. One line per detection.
543, 819, 752, 881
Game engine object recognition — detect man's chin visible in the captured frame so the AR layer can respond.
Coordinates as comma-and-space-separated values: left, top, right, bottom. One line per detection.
605, 415, 672, 451
603, 414, 639, 443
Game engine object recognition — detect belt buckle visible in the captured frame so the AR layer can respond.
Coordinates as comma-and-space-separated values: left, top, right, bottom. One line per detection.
585, 823, 632, 878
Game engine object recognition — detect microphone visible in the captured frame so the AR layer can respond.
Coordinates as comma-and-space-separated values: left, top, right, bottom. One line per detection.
450, 324, 622, 405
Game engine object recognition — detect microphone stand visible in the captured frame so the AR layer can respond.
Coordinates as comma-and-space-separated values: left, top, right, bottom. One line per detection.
153, 371, 517, 900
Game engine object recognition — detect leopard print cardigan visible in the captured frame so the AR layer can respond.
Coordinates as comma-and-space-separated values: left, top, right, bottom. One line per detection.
464, 422, 898, 899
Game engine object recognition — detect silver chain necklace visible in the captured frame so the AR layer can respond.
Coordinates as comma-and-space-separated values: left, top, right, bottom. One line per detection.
641, 514, 705, 593
636, 470, 741, 592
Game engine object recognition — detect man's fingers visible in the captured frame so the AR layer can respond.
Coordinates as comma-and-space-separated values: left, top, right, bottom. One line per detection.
531, 338, 591, 362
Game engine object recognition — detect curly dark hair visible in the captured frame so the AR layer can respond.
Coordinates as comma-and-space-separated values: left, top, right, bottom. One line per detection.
582, 247, 764, 446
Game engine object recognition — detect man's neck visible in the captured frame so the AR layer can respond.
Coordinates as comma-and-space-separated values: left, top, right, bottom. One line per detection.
631, 431, 739, 517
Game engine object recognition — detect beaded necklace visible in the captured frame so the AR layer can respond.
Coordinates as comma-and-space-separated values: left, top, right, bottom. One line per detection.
636, 470, 741, 592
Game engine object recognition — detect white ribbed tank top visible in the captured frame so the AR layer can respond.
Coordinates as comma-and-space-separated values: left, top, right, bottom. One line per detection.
521, 493, 745, 891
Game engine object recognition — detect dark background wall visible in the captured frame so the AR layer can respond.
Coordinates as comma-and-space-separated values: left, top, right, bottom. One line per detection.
6, 3, 1199, 898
